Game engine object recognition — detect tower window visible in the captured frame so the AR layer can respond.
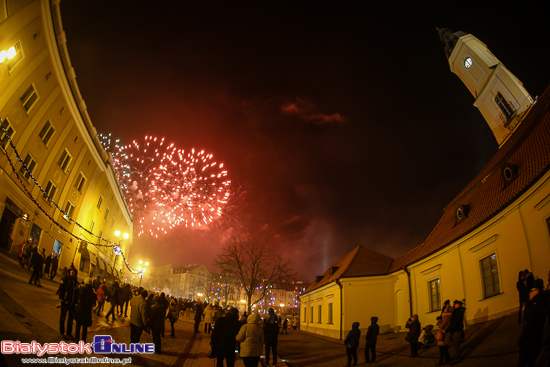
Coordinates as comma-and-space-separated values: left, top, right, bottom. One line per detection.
494, 92, 515, 123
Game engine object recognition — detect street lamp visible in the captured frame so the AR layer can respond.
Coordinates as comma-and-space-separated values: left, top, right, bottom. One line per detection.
138, 260, 149, 287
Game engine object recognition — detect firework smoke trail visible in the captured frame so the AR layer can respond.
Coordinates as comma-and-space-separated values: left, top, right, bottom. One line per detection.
109, 135, 231, 237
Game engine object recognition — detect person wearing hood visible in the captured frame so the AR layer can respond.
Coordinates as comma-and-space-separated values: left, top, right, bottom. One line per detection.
264, 308, 280, 367
365, 317, 379, 365
236, 313, 264, 367
204, 303, 214, 334
405, 314, 421, 358
448, 300, 465, 365
74, 277, 97, 343
344, 322, 361, 367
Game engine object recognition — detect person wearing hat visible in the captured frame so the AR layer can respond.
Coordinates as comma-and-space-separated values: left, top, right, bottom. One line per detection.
447, 300, 465, 365
518, 278, 548, 367
211, 307, 242, 367
73, 277, 97, 343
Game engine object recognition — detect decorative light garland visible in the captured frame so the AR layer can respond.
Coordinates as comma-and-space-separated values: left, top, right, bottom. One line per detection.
0, 123, 141, 275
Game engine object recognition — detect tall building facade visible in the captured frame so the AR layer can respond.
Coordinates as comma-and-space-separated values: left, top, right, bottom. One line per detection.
0, 0, 132, 280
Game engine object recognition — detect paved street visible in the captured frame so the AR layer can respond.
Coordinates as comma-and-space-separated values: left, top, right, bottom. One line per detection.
277, 317, 523, 367
0, 249, 543, 367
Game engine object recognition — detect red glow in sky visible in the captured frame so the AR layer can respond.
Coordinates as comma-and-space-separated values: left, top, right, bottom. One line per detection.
60, 2, 550, 280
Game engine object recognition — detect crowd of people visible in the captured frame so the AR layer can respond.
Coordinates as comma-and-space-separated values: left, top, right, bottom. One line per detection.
19, 240, 59, 284
47, 261, 296, 366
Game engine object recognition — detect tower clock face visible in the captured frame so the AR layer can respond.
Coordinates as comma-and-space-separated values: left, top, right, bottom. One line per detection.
464, 57, 473, 69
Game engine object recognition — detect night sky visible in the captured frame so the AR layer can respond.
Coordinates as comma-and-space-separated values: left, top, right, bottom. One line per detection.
59, 2, 550, 280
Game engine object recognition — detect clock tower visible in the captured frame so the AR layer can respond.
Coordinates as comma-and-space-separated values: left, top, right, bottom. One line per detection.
438, 28, 534, 147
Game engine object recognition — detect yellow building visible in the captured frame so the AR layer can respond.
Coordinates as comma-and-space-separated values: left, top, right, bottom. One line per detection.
300, 30, 550, 339
0, 0, 132, 280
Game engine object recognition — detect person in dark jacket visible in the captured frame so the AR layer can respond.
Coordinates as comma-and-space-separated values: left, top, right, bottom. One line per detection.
43, 252, 52, 279
365, 316, 380, 364
50, 254, 59, 280
74, 277, 97, 343
211, 308, 242, 367
194, 303, 203, 333
264, 308, 280, 367
28, 247, 43, 286
517, 271, 527, 323
282, 317, 288, 335
58, 269, 77, 339
405, 314, 421, 358
105, 281, 120, 322
518, 278, 548, 367
159, 293, 169, 337
149, 296, 165, 354
344, 322, 361, 367
120, 283, 132, 317
448, 300, 465, 365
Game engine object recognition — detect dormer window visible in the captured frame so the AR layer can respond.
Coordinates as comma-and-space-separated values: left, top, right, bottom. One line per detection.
455, 204, 469, 225
502, 163, 518, 188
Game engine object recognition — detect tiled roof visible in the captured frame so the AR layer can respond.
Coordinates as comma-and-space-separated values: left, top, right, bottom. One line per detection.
304, 245, 393, 293
304, 85, 550, 295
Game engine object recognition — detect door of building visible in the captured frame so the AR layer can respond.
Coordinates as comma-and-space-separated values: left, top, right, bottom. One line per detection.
0, 208, 17, 251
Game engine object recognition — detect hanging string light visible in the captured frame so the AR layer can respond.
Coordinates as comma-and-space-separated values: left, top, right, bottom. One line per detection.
0, 123, 141, 274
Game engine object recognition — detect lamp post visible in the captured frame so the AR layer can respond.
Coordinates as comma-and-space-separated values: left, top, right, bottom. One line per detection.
138, 259, 149, 287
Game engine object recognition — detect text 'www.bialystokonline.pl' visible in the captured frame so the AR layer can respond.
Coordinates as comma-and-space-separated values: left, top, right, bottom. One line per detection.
21, 356, 132, 365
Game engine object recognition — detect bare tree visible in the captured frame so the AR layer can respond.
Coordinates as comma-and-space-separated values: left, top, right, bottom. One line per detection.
214, 236, 295, 314
212, 270, 240, 307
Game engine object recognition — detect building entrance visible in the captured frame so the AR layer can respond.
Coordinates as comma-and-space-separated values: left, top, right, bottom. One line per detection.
0, 208, 18, 251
